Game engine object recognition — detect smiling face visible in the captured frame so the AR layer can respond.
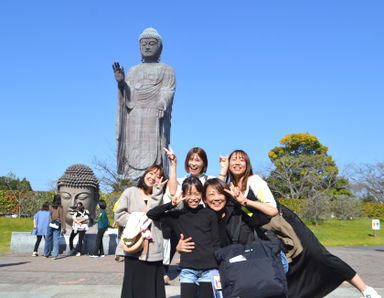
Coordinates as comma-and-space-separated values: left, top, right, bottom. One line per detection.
187, 153, 204, 176
184, 184, 202, 209
143, 168, 161, 188
59, 186, 96, 228
229, 152, 247, 178
204, 184, 227, 213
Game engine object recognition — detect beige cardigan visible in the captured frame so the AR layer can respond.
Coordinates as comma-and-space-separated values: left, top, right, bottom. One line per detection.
115, 185, 164, 262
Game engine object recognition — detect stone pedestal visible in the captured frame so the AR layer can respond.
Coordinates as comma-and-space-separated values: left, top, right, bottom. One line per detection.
10, 228, 118, 255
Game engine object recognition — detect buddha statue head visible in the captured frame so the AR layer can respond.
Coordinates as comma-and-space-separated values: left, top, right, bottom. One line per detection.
57, 164, 99, 229
139, 27, 163, 62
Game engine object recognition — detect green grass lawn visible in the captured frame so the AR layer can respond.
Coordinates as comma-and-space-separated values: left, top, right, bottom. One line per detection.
0, 217, 33, 254
0, 217, 383, 255
304, 218, 384, 247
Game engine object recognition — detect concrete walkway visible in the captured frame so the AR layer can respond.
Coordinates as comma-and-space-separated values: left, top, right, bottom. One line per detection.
0, 246, 383, 297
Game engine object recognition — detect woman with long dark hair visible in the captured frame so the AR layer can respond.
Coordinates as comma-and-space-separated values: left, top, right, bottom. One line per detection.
220, 149, 380, 298
44, 194, 66, 259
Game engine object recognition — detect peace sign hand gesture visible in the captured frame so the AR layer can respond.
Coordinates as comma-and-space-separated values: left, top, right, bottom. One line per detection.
163, 146, 177, 167
172, 192, 185, 206
224, 182, 247, 206
155, 176, 169, 188
219, 155, 229, 179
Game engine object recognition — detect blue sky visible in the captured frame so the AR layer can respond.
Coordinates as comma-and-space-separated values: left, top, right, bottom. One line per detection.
1, 0, 383, 191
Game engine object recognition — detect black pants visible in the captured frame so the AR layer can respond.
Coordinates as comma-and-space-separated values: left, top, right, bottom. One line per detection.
69, 230, 86, 252
34, 235, 45, 252
164, 230, 178, 274
121, 257, 165, 298
93, 228, 107, 255
180, 282, 213, 298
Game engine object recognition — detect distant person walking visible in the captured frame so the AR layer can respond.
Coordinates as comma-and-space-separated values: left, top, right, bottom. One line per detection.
31, 202, 50, 256
89, 200, 109, 257
44, 195, 66, 259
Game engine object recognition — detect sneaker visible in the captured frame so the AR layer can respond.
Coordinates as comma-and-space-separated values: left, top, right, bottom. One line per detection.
100, 255, 105, 258
363, 286, 382, 298
32, 252, 38, 257
89, 255, 99, 258
76, 252, 81, 257
52, 257, 57, 260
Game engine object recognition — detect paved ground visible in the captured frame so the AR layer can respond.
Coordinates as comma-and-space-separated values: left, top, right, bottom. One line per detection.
0, 246, 383, 297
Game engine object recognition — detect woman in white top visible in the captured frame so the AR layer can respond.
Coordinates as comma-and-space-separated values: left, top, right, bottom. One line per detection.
220, 149, 381, 298
164, 147, 214, 202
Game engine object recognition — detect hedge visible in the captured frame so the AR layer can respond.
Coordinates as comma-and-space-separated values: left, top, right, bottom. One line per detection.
1, 191, 383, 220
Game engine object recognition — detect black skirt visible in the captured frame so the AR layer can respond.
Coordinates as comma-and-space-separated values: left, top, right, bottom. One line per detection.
280, 204, 356, 298
121, 256, 166, 298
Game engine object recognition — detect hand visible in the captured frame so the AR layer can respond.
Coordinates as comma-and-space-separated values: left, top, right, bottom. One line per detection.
219, 155, 229, 176
176, 233, 195, 253
112, 62, 125, 84
171, 192, 185, 206
163, 146, 177, 167
155, 176, 168, 188
224, 182, 247, 206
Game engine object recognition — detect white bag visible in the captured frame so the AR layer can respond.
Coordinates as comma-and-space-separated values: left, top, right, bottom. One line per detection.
122, 212, 145, 246
49, 221, 59, 229
121, 212, 146, 254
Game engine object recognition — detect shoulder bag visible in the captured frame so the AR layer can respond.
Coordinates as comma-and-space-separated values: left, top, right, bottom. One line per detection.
215, 216, 288, 298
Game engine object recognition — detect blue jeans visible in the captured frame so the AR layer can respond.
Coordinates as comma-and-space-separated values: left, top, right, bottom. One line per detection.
280, 251, 289, 274
180, 268, 214, 285
44, 223, 61, 257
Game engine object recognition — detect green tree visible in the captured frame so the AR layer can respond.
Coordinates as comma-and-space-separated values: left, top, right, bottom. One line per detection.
267, 133, 352, 225
0, 173, 33, 217
0, 173, 32, 191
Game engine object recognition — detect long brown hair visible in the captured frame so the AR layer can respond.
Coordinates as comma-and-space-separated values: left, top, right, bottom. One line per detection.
137, 165, 165, 194
228, 150, 253, 192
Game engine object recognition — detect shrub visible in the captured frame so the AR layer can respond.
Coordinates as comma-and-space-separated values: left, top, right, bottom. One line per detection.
0, 191, 18, 214
20, 191, 54, 216
362, 202, 384, 219
278, 198, 304, 214
330, 195, 362, 220
99, 192, 122, 219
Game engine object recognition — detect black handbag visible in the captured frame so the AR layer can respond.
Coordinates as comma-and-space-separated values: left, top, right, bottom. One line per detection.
215, 217, 288, 298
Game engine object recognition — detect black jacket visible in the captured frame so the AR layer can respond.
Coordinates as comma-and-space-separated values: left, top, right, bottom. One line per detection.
219, 200, 271, 247
147, 202, 221, 270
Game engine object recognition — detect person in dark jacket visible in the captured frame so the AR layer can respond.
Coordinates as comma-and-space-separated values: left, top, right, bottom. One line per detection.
89, 200, 109, 257
147, 176, 221, 298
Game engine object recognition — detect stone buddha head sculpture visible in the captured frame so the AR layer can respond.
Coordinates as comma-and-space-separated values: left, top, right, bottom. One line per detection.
57, 164, 99, 229
139, 27, 163, 62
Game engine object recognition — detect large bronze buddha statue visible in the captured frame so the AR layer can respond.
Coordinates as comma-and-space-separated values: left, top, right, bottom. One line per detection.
113, 28, 176, 181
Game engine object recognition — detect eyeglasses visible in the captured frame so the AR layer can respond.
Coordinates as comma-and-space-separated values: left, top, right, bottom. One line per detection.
184, 192, 202, 198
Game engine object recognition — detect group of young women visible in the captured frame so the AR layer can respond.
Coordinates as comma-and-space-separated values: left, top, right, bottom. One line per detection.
114, 147, 381, 298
